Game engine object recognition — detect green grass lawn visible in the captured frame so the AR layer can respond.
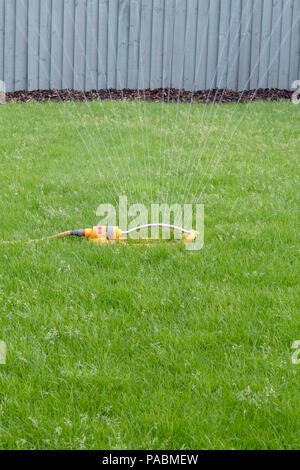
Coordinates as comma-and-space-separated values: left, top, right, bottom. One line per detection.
0, 99, 299, 450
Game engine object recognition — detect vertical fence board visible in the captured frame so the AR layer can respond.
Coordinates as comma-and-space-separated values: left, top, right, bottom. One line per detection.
249, 0, 263, 89
117, 0, 130, 88
85, 0, 98, 90
39, 0, 51, 89
15, 0, 28, 90
161, 0, 175, 89
278, 0, 293, 89
227, 0, 242, 90
183, 0, 197, 90
50, 0, 63, 89
216, 0, 231, 89
62, 0, 74, 89
289, 0, 300, 85
268, 0, 283, 88
98, 0, 108, 88
127, 0, 140, 88
4, 0, 16, 91
0, 0, 5, 83
171, 0, 187, 89
27, 0, 40, 90
73, 0, 86, 90
138, 0, 152, 89
238, 0, 252, 90
296, 0, 300, 80
194, 0, 209, 90
206, 0, 220, 89
107, 0, 119, 88
151, 0, 164, 88
258, 0, 273, 88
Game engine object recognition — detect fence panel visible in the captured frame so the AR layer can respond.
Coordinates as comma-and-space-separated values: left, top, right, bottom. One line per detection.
1, 0, 299, 92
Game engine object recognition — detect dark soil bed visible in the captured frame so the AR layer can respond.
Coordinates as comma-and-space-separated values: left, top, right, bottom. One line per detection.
6, 87, 293, 104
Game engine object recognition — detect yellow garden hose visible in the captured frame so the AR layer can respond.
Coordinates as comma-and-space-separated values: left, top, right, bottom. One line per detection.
0, 231, 72, 245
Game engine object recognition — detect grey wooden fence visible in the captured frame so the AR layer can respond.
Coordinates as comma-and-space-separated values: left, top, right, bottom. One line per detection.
0, 0, 299, 92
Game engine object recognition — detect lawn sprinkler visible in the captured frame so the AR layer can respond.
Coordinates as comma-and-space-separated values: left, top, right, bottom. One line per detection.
69, 224, 198, 246
1, 224, 199, 247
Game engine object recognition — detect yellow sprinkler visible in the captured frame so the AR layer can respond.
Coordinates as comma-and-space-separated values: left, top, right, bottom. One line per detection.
1, 224, 198, 247
70, 224, 198, 246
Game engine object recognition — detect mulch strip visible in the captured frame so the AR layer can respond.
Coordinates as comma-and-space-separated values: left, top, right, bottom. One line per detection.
5, 88, 293, 104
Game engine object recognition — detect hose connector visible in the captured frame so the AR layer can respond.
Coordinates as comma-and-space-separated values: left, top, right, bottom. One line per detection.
70, 229, 85, 237
81, 226, 122, 244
